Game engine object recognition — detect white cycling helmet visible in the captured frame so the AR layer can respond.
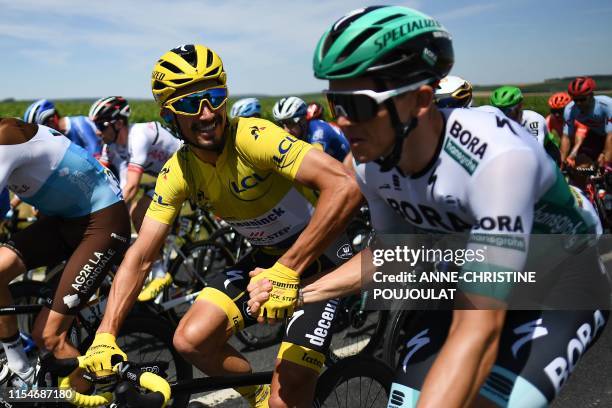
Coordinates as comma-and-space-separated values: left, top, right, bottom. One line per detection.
435, 75, 473, 108
272, 97, 307, 122
230, 97, 261, 118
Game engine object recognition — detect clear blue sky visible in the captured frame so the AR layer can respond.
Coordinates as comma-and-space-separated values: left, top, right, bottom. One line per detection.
1, 0, 610, 100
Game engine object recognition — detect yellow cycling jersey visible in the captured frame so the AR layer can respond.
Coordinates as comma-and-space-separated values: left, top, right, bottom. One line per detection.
146, 117, 318, 247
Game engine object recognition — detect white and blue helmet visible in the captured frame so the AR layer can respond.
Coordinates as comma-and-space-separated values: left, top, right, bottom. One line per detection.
230, 98, 261, 118
23, 99, 57, 124
272, 97, 307, 121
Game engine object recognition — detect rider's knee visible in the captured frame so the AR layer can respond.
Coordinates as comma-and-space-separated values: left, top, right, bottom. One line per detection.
173, 322, 222, 358
0, 247, 25, 285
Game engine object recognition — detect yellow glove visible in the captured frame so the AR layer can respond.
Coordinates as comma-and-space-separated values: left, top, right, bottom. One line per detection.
81, 333, 127, 374
250, 262, 300, 319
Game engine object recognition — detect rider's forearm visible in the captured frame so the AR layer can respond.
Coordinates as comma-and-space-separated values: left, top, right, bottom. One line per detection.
96, 247, 154, 335
416, 310, 505, 408
278, 175, 361, 274
122, 183, 139, 204
560, 134, 570, 161
605, 132, 612, 163
301, 251, 365, 303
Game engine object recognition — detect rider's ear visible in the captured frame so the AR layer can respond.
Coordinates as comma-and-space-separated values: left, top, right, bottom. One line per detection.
415, 86, 435, 109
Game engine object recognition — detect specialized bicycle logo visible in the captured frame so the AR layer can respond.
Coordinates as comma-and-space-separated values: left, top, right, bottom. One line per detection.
336, 243, 353, 260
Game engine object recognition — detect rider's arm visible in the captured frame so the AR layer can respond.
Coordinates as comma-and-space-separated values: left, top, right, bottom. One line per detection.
98, 152, 187, 334
97, 216, 171, 335
417, 308, 506, 408
560, 106, 573, 162
122, 169, 143, 204
277, 148, 362, 274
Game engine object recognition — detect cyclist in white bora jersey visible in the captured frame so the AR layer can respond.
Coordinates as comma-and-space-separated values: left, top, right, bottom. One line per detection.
249, 5, 610, 407
89, 97, 181, 301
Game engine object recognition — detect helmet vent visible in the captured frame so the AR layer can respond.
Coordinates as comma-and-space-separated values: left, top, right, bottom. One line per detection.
207, 66, 220, 76
170, 78, 191, 85
329, 62, 362, 77
373, 13, 404, 25
152, 80, 165, 90
160, 61, 183, 74
206, 49, 213, 67
337, 27, 381, 63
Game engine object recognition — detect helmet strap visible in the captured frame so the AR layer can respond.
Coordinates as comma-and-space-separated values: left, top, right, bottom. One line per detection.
373, 78, 418, 172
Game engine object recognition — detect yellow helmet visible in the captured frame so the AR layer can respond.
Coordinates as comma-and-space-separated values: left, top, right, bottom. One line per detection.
151, 44, 227, 106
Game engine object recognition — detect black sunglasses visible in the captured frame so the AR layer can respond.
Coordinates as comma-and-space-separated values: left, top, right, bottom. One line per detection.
94, 120, 116, 132
277, 117, 303, 128
324, 79, 429, 123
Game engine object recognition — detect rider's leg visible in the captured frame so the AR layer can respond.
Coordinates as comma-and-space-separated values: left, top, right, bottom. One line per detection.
174, 249, 274, 406
269, 298, 340, 408
30, 308, 92, 391
31, 202, 130, 391
173, 298, 250, 375
270, 359, 319, 408
0, 246, 30, 378
173, 295, 269, 404
1, 215, 67, 381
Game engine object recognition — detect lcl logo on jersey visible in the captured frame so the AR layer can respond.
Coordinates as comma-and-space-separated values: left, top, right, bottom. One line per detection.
273, 135, 299, 169
230, 172, 271, 194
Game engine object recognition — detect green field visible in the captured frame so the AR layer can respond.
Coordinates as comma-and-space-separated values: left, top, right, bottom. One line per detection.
2, 91, 611, 123
0, 94, 560, 123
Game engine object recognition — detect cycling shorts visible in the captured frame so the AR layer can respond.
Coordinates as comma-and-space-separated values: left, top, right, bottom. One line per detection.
198, 235, 353, 372
388, 243, 611, 407
2, 201, 130, 314
389, 309, 609, 407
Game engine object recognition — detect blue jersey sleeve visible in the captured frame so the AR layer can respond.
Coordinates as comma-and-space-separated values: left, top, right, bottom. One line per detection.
67, 116, 102, 157
306, 119, 350, 161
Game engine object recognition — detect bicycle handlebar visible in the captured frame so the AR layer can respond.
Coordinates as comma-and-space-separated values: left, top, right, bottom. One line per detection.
40, 353, 171, 408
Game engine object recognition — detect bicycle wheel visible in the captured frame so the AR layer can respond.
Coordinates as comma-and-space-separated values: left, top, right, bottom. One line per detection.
163, 240, 235, 323
382, 310, 424, 368
327, 297, 388, 364
314, 355, 394, 408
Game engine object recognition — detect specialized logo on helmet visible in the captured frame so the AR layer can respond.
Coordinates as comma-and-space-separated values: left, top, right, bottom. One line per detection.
171, 44, 195, 55
152, 71, 165, 81
374, 18, 442, 50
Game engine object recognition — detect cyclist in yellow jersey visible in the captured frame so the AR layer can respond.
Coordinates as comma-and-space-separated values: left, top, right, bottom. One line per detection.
81, 44, 362, 408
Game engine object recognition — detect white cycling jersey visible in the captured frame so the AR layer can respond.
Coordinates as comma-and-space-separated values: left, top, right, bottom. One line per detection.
356, 108, 596, 275
100, 122, 181, 188
473, 106, 548, 146
520, 110, 548, 145
0, 123, 121, 217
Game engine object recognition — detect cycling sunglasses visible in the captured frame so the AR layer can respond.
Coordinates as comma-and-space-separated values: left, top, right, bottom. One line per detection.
94, 120, 116, 132
165, 87, 228, 116
277, 117, 303, 128
323, 79, 430, 123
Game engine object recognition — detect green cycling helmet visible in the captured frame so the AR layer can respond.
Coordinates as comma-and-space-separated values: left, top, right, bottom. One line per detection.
490, 86, 523, 108
313, 6, 454, 83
